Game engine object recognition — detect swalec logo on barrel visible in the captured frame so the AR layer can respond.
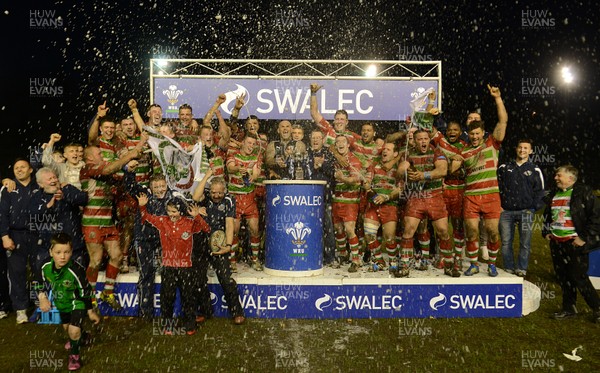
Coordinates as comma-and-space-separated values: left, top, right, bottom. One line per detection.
264, 181, 326, 275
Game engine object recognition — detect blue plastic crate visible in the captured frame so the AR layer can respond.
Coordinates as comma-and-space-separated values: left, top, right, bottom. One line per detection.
37, 291, 62, 325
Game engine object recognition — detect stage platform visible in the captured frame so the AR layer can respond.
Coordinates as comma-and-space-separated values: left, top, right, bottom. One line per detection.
94, 261, 541, 319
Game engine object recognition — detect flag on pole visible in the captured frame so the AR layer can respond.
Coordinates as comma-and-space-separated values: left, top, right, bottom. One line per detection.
410, 87, 435, 131
143, 126, 206, 194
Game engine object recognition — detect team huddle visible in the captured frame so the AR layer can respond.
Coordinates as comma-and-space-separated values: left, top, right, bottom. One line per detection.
2, 82, 600, 370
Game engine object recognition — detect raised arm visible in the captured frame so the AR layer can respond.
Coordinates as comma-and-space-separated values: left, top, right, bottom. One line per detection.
203, 94, 227, 127
489, 84, 507, 142
215, 110, 231, 149
231, 94, 246, 121
310, 83, 324, 124
42, 133, 62, 169
128, 99, 146, 133
88, 101, 108, 145
137, 193, 166, 229
191, 168, 213, 202
229, 95, 245, 133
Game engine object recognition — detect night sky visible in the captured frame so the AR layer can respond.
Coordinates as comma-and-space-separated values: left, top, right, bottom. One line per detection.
1, 1, 598, 186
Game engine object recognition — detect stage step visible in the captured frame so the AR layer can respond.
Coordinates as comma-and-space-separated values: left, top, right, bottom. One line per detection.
92, 262, 540, 319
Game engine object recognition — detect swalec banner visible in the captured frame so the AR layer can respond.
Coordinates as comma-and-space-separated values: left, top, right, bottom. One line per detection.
154, 78, 439, 121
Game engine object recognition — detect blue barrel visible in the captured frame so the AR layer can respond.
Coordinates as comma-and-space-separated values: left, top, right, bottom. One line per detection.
263, 180, 326, 277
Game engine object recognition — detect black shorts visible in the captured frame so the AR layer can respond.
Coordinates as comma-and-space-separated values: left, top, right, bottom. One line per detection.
59, 309, 86, 328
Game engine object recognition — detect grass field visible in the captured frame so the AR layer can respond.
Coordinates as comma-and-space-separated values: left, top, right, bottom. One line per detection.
1, 224, 599, 372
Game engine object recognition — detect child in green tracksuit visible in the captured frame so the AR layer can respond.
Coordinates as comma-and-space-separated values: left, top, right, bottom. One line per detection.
35, 233, 100, 371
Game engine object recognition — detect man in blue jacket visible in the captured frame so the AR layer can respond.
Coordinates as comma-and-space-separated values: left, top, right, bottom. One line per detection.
125, 168, 175, 319
29, 167, 88, 266
498, 139, 545, 276
306, 129, 336, 265
0, 159, 42, 324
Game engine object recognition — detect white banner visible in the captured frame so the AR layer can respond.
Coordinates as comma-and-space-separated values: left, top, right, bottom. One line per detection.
144, 126, 205, 194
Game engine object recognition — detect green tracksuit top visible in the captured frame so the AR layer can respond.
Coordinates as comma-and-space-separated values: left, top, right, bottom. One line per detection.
35, 259, 93, 313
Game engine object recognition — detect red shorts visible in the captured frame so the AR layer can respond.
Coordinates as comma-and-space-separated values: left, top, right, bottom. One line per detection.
405, 194, 447, 221
233, 192, 259, 220
365, 203, 399, 225
463, 193, 502, 219
332, 202, 360, 224
82, 226, 120, 245
443, 188, 464, 219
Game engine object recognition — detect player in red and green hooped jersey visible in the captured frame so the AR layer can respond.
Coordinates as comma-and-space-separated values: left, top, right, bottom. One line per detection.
331, 136, 364, 273
352, 123, 385, 261
174, 103, 201, 145
226, 133, 263, 272
115, 117, 152, 273
129, 99, 164, 176
396, 130, 456, 277
88, 114, 126, 186
233, 116, 267, 197
431, 120, 468, 269
309, 82, 369, 260
224, 94, 268, 195
449, 84, 508, 277
86, 102, 122, 167
79, 134, 148, 311
387, 126, 433, 258
199, 94, 233, 185
199, 94, 231, 184
88, 103, 134, 274
362, 142, 402, 272
198, 126, 228, 181
353, 123, 384, 162
224, 95, 271, 267
118, 118, 151, 186
309, 83, 361, 148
